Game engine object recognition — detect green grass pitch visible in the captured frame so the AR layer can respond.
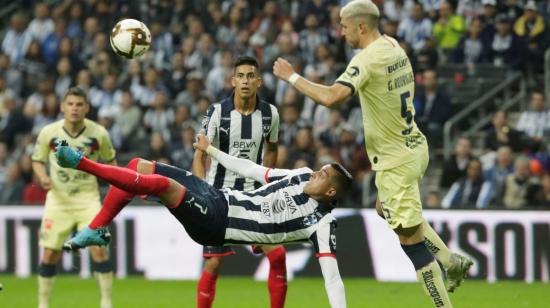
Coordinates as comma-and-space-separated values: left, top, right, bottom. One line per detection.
0, 276, 545, 307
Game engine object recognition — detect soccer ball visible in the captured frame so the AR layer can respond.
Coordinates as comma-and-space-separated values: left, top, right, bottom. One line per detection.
110, 19, 151, 59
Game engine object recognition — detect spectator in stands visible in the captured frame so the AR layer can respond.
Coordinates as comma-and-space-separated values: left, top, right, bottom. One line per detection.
169, 105, 198, 143
452, 18, 490, 65
133, 69, 169, 108
57, 37, 83, 74
289, 125, 316, 167
487, 14, 527, 70
479, 145, 514, 207
42, 17, 67, 70
249, 0, 286, 47
516, 91, 549, 149
299, 14, 329, 65
279, 103, 301, 147
433, 1, 466, 59
425, 190, 441, 208
442, 158, 485, 208
206, 50, 233, 99
440, 137, 474, 188
2, 12, 32, 65
514, 1, 548, 75
420, 0, 444, 19
31, 93, 59, 135
0, 75, 16, 116
0, 53, 23, 97
143, 91, 174, 142
113, 90, 142, 152
89, 73, 120, 115
414, 70, 453, 146
170, 125, 196, 170
527, 172, 550, 208
502, 156, 538, 209
398, 2, 433, 53
174, 71, 207, 116
0, 97, 30, 150
54, 57, 72, 99
479, 0, 498, 40
538, 0, 550, 22
0, 142, 8, 185
384, 0, 415, 22
19, 41, 47, 95
80, 17, 100, 62
485, 111, 526, 152
0, 163, 24, 203
142, 131, 171, 163
457, 0, 485, 23
27, 3, 54, 43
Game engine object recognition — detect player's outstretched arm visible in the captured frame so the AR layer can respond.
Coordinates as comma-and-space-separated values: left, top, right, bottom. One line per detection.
194, 134, 269, 184
273, 57, 352, 108
319, 257, 347, 308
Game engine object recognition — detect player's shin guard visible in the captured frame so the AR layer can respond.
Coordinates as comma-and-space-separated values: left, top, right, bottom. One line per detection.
267, 246, 287, 308
402, 242, 452, 308
422, 220, 452, 268
38, 263, 57, 308
76, 157, 170, 196
197, 271, 218, 308
93, 261, 113, 308
89, 158, 140, 229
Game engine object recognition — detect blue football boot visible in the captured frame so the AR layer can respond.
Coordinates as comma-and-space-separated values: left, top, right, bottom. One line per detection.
54, 140, 83, 168
63, 227, 111, 251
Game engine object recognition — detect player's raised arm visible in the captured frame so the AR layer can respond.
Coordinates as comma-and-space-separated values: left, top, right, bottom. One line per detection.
319, 258, 346, 308
194, 134, 269, 184
273, 57, 352, 108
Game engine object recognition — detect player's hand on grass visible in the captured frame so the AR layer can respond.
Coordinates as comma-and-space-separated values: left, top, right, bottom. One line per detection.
273, 57, 295, 82
193, 134, 210, 152
38, 175, 52, 190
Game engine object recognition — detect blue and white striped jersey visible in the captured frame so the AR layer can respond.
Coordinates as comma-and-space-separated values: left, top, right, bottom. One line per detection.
222, 167, 337, 257
200, 95, 279, 192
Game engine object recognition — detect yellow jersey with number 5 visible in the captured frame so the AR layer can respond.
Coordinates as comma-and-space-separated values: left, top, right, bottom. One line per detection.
32, 119, 116, 208
336, 35, 426, 171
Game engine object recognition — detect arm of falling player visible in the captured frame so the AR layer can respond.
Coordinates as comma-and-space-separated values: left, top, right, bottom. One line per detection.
205, 145, 269, 185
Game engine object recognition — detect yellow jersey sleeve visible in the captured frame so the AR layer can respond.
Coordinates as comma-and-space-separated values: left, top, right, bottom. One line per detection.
32, 126, 51, 163
98, 126, 116, 162
335, 53, 371, 94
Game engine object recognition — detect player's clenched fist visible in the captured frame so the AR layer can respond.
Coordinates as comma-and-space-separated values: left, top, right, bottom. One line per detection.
38, 175, 52, 190
193, 134, 210, 152
273, 57, 295, 82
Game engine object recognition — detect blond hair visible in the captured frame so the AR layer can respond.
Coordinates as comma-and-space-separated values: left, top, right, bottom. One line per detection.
340, 0, 380, 28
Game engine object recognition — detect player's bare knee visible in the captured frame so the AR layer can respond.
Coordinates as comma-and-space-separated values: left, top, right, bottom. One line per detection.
135, 158, 154, 174
41, 248, 62, 264
89, 245, 109, 262
204, 257, 223, 272
395, 224, 423, 244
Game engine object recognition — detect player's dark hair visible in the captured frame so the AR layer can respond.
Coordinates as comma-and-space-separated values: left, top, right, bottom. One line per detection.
234, 56, 260, 72
330, 162, 353, 204
64, 87, 89, 104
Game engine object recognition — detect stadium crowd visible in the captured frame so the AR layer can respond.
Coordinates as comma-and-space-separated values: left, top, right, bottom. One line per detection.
0, 0, 549, 209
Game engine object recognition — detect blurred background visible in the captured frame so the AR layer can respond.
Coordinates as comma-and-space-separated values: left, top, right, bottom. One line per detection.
0, 0, 549, 283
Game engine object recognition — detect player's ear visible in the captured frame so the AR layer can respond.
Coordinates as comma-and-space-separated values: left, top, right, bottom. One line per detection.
231, 76, 236, 88
325, 187, 336, 198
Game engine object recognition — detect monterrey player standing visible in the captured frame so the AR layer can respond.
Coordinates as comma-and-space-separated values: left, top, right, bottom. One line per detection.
192, 56, 286, 308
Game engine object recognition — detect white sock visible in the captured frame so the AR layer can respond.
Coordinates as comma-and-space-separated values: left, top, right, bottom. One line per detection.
38, 276, 55, 308
423, 220, 453, 268
416, 260, 453, 308
95, 272, 113, 308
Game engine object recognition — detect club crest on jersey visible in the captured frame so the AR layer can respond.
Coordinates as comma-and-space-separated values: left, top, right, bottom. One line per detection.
346, 66, 359, 78
302, 214, 318, 226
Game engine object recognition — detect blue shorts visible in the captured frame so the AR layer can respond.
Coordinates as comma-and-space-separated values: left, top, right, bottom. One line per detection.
153, 162, 228, 246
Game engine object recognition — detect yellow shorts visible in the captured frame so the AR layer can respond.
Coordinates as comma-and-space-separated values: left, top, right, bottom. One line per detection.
375, 146, 429, 229
39, 203, 101, 250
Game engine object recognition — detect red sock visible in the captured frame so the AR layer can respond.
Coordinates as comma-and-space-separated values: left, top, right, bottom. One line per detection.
267, 247, 287, 308
89, 158, 140, 229
77, 157, 169, 196
197, 270, 218, 308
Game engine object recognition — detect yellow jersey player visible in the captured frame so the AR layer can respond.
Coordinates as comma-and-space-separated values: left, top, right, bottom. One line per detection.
32, 87, 116, 308
273, 0, 472, 307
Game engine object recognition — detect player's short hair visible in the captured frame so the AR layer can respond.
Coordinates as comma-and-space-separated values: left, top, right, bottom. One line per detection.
234, 56, 260, 73
340, 0, 380, 29
330, 162, 353, 203
63, 87, 89, 104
